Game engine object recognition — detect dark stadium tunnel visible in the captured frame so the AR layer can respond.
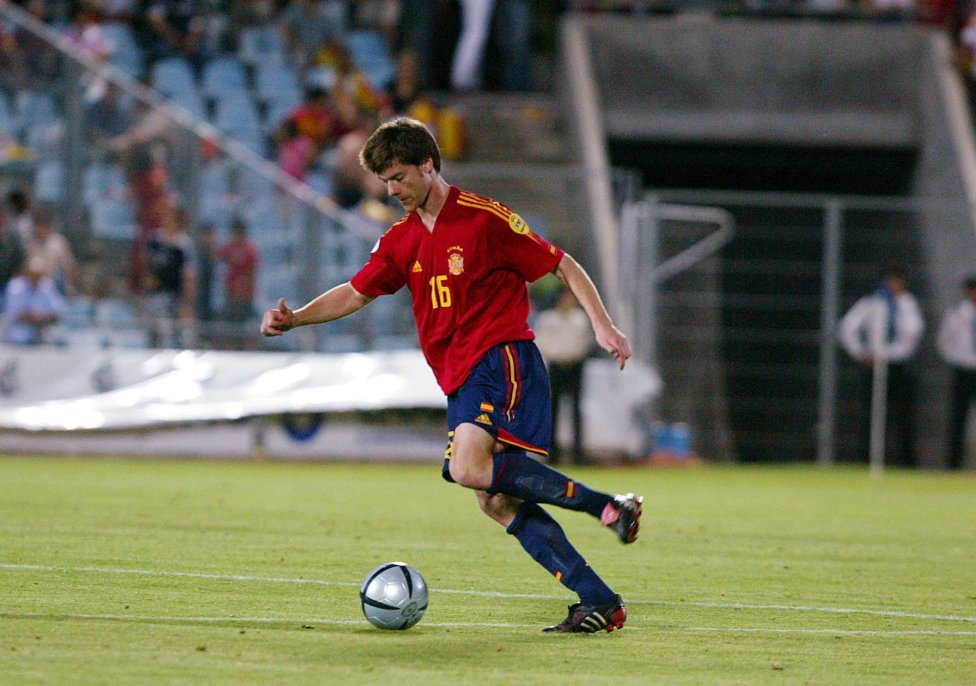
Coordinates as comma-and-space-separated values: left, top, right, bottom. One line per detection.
610, 140, 918, 196
613, 140, 921, 462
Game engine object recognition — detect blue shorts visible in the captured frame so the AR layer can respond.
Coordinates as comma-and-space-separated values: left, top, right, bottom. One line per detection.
442, 340, 552, 482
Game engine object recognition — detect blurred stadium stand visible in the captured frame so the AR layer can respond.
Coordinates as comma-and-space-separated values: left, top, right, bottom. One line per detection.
0, 3, 974, 466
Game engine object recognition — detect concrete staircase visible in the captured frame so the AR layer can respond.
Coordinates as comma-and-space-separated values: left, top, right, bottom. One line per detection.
439, 92, 591, 257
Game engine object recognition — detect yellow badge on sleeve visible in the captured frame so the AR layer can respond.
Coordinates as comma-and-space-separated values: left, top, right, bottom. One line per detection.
508, 213, 531, 235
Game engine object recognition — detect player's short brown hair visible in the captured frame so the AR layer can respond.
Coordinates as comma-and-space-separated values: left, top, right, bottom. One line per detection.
359, 117, 441, 175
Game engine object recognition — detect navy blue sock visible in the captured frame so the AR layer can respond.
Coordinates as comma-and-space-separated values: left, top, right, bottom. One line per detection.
507, 502, 616, 605
489, 452, 612, 518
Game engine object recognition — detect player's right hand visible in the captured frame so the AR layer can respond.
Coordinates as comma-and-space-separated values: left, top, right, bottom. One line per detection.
261, 298, 297, 336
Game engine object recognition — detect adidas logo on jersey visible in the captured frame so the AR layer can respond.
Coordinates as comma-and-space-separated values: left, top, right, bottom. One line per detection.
475, 414, 492, 426
412, 260, 423, 273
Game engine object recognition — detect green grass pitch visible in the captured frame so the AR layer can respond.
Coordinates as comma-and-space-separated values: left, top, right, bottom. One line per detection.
1, 455, 974, 684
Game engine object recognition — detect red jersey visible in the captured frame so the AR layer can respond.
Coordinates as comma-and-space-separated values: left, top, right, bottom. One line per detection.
351, 186, 564, 394
218, 239, 260, 302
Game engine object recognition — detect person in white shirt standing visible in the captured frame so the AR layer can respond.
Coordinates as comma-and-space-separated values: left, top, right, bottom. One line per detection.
534, 287, 593, 465
838, 264, 925, 467
936, 275, 976, 470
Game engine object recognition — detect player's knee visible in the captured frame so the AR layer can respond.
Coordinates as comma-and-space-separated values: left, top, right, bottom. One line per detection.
447, 459, 489, 490
476, 491, 519, 526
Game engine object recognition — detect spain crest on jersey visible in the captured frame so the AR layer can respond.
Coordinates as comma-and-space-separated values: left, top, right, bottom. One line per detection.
448, 251, 464, 276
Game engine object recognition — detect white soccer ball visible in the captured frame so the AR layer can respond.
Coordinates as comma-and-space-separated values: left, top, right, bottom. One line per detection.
360, 562, 429, 630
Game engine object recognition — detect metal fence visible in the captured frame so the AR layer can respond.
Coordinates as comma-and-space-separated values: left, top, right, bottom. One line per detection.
621, 189, 976, 466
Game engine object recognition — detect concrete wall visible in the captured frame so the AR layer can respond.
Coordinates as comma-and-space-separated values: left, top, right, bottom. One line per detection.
584, 15, 924, 148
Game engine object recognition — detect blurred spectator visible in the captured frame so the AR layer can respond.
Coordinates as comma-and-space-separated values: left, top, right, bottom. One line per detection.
534, 287, 592, 465
331, 107, 387, 211
26, 205, 80, 296
195, 221, 217, 324
65, 3, 112, 62
936, 275, 976, 470
450, 0, 533, 92
96, 0, 139, 22
109, 100, 174, 293
276, 118, 317, 182
2, 256, 65, 346
198, 0, 234, 55
279, 87, 354, 156
6, 189, 34, 244
395, 0, 451, 91
141, 0, 208, 72
485, 0, 533, 91
349, 0, 401, 51
838, 264, 924, 467
451, 0, 495, 91
0, 204, 27, 301
4, 0, 60, 89
960, 9, 976, 107
388, 49, 423, 114
85, 80, 131, 143
864, 0, 918, 20
327, 40, 393, 120
217, 216, 259, 349
142, 206, 196, 348
804, 0, 854, 15
280, 0, 348, 72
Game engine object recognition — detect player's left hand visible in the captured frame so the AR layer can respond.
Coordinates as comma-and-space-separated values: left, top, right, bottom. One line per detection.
597, 325, 632, 370
261, 298, 297, 336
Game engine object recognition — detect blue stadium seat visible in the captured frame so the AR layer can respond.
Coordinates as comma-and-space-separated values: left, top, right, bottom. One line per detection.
103, 21, 144, 77
322, 334, 363, 353
257, 263, 299, 306
214, 91, 260, 135
373, 334, 418, 351
90, 196, 136, 241
102, 328, 150, 349
34, 160, 63, 202
82, 162, 127, 205
305, 170, 334, 198
305, 65, 336, 91
262, 92, 301, 132
254, 62, 301, 103
24, 119, 62, 159
14, 90, 59, 140
61, 295, 95, 329
169, 88, 207, 120
94, 297, 139, 329
201, 55, 248, 100
345, 30, 388, 63
0, 91, 13, 139
238, 25, 286, 66
197, 160, 233, 226
151, 57, 197, 98
345, 30, 395, 90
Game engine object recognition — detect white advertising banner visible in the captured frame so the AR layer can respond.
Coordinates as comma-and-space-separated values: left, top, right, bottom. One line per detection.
0, 345, 446, 431
0, 345, 661, 459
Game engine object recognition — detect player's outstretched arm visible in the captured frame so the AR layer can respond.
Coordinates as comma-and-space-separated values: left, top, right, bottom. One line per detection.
553, 253, 632, 370
261, 282, 373, 337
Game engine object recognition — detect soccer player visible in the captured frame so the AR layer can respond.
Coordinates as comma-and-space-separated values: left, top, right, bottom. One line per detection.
261, 117, 642, 633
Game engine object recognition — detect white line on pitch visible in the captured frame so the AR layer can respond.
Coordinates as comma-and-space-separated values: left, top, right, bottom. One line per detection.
2, 612, 975, 637
3, 562, 975, 625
